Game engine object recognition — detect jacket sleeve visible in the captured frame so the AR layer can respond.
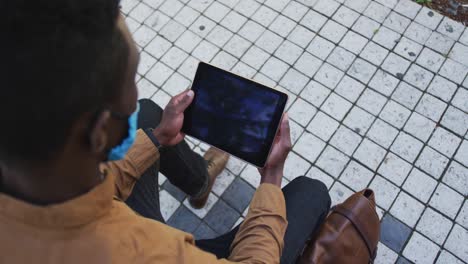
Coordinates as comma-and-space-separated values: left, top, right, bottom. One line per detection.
100, 129, 160, 201
227, 183, 288, 264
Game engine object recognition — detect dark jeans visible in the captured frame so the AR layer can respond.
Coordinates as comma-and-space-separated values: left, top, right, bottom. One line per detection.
125, 99, 331, 264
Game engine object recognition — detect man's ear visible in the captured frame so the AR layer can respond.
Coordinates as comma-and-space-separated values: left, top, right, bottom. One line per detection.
89, 111, 111, 154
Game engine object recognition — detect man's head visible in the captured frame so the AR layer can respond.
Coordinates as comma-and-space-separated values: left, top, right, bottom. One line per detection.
0, 0, 139, 170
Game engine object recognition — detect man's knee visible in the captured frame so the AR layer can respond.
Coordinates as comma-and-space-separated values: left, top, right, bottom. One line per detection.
288, 176, 331, 210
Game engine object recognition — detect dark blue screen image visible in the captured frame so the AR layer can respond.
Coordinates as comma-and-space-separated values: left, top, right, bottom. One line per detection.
183, 63, 288, 167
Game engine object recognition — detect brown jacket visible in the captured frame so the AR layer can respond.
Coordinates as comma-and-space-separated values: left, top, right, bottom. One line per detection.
0, 129, 288, 263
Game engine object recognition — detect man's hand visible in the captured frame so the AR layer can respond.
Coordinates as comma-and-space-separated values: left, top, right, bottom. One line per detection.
153, 90, 194, 146
258, 113, 292, 187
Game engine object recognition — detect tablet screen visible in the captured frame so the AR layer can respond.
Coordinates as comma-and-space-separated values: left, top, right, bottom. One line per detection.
182, 62, 288, 167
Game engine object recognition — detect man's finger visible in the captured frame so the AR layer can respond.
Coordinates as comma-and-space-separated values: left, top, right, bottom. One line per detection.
173, 90, 194, 113
280, 113, 291, 148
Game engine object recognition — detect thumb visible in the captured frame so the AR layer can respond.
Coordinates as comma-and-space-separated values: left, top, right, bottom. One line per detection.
173, 90, 194, 113
280, 113, 291, 149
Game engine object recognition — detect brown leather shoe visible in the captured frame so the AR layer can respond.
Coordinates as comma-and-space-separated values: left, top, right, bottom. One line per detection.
189, 147, 229, 209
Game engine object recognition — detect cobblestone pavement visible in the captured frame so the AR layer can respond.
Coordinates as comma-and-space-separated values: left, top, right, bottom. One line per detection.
122, 0, 468, 262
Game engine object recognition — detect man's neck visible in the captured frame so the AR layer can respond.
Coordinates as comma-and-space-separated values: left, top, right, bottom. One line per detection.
0, 161, 102, 206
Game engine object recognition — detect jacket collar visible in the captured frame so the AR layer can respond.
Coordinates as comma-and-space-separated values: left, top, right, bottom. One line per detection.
0, 171, 114, 229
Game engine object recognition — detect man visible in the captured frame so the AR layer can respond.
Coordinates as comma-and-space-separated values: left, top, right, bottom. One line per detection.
0, 0, 331, 263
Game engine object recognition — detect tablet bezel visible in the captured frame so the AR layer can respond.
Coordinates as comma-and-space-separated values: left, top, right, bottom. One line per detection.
182, 62, 289, 168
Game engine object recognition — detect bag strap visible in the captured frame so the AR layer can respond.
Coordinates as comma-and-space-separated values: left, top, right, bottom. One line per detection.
331, 205, 378, 262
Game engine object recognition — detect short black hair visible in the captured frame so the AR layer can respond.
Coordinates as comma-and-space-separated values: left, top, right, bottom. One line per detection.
0, 0, 128, 163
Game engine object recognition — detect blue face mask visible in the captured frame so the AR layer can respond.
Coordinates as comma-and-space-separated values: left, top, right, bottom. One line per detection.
108, 103, 140, 161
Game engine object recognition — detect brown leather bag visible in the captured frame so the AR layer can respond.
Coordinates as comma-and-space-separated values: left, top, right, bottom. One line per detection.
298, 189, 380, 264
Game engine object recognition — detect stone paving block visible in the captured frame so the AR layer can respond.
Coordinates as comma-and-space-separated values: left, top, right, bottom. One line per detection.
255, 30, 283, 54
379, 152, 412, 186
167, 205, 201, 233
252, 5, 278, 27
391, 132, 423, 163
345, 0, 371, 13
319, 20, 347, 44
176, 30, 203, 53
335, 75, 365, 102
289, 119, 304, 145
403, 168, 437, 203
417, 47, 446, 72
403, 231, 440, 263
416, 146, 449, 179
360, 41, 389, 66
439, 59, 468, 85
428, 127, 462, 158
121, 0, 139, 14
379, 101, 411, 129
264, 0, 290, 12
159, 0, 183, 17
146, 36, 172, 59
330, 125, 362, 156
363, 1, 390, 23
163, 72, 190, 96
188, 0, 214, 12
204, 199, 240, 234
457, 201, 468, 229
381, 53, 411, 77
427, 75, 457, 102
235, 0, 260, 17
414, 6, 443, 30
353, 15, 381, 39
284, 151, 311, 181
332, 5, 360, 28
455, 140, 468, 167
283, 1, 308, 22
452, 87, 468, 112
279, 68, 309, 95
289, 26, 316, 49
380, 214, 412, 253
443, 161, 468, 196
370, 175, 400, 210
373, 26, 401, 50
437, 16, 465, 41
207, 26, 234, 48
404, 21, 433, 45
192, 40, 219, 61
307, 111, 339, 141
321, 93, 352, 121
193, 222, 218, 240
394, 37, 423, 62
392, 82, 423, 110
133, 25, 157, 47
391, 192, 425, 227
354, 138, 387, 171
327, 46, 356, 71
430, 183, 464, 219
173, 6, 199, 27
269, 15, 296, 38
416, 207, 452, 245
340, 160, 374, 191
348, 58, 377, 84
460, 28, 468, 46
394, 0, 421, 19
441, 107, 468, 137
147, 62, 173, 87
340, 31, 368, 55
384, 11, 411, 34
367, 117, 398, 148
211, 51, 238, 70
329, 181, 354, 206
220, 11, 247, 32
375, 242, 399, 264
415, 93, 447, 122
151, 89, 171, 109
137, 78, 159, 99
159, 190, 181, 220
294, 132, 326, 163
294, 52, 323, 76
315, 63, 345, 89
289, 98, 317, 126
307, 36, 335, 60
222, 177, 255, 213
300, 80, 331, 108
403, 112, 436, 142
179, 56, 200, 80
161, 46, 188, 70
436, 250, 465, 264
316, 145, 349, 177
129, 2, 154, 23
238, 20, 265, 43
343, 106, 375, 135
300, 9, 327, 33
444, 224, 468, 260
162, 180, 187, 202
260, 56, 289, 82
403, 64, 435, 91
426, 32, 455, 56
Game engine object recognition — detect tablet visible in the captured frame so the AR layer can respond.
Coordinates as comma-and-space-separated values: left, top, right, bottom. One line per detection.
182, 62, 288, 168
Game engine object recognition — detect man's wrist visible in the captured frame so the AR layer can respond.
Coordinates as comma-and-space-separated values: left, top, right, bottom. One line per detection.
260, 167, 283, 187
152, 127, 169, 146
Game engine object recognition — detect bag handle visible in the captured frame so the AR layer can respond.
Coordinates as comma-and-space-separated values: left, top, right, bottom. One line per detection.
331, 205, 378, 262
